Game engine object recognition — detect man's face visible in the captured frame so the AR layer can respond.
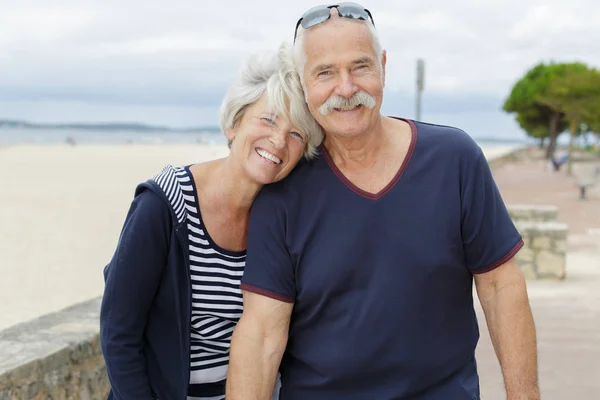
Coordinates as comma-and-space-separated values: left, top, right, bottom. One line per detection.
301, 17, 386, 139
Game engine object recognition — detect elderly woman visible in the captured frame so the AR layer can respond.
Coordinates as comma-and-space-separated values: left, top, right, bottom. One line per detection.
99, 42, 322, 400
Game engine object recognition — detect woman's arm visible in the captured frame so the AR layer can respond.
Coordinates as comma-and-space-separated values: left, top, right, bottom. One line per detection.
100, 190, 171, 399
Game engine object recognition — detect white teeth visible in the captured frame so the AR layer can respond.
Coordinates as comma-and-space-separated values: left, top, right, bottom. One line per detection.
335, 105, 360, 111
256, 148, 282, 164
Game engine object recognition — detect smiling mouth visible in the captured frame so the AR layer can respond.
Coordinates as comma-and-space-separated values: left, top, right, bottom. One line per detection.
256, 148, 282, 164
334, 105, 363, 112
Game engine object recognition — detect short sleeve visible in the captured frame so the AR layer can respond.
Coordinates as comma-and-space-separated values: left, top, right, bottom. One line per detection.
240, 187, 296, 303
461, 150, 523, 273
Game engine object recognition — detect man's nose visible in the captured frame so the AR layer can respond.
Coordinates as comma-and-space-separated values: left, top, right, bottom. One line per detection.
334, 71, 358, 99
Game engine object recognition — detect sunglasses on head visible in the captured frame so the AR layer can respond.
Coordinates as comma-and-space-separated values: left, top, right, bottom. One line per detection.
293, 2, 375, 43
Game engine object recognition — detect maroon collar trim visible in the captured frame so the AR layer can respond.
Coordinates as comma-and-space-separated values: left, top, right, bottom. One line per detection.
320, 118, 417, 200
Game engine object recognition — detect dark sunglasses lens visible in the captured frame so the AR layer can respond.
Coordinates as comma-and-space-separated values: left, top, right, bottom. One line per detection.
300, 7, 332, 29
337, 3, 370, 22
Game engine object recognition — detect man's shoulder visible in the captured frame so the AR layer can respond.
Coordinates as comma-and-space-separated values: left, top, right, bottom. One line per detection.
414, 120, 481, 154
390, 119, 484, 166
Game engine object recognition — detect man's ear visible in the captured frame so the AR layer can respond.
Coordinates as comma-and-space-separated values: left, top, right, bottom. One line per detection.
381, 50, 387, 88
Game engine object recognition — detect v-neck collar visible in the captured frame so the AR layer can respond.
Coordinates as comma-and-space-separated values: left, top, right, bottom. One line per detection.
320, 118, 417, 200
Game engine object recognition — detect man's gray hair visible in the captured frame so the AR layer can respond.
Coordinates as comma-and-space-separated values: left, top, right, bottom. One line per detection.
292, 18, 384, 84
219, 42, 323, 159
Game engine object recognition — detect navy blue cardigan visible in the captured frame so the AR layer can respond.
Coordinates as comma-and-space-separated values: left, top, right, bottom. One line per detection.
100, 177, 192, 399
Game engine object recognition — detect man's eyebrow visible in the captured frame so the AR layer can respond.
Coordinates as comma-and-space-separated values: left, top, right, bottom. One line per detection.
313, 64, 333, 72
352, 57, 373, 65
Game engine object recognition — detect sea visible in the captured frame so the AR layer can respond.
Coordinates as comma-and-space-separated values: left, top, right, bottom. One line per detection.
0, 126, 527, 149
0, 127, 227, 146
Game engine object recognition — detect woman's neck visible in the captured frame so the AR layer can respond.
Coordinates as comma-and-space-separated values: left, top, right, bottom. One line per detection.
192, 157, 262, 217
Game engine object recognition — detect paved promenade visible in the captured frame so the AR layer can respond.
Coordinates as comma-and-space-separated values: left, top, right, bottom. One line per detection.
491, 151, 600, 236
477, 152, 600, 398
476, 249, 600, 399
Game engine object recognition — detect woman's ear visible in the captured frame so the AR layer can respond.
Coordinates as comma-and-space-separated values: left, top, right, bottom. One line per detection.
225, 127, 236, 142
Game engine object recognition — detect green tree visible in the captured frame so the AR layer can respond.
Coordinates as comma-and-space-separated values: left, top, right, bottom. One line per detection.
514, 108, 557, 148
537, 66, 600, 174
586, 97, 600, 145
503, 62, 588, 158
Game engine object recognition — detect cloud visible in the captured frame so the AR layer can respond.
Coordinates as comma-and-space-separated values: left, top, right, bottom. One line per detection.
1, 0, 599, 134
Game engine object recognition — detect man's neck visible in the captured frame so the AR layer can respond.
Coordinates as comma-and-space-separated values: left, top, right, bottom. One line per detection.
323, 114, 389, 168
322, 115, 413, 195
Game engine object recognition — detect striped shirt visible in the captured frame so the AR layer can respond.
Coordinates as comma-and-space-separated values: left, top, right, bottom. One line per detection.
166, 166, 245, 400
154, 165, 279, 400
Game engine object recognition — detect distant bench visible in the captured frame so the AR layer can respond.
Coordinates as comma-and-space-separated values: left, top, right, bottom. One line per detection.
507, 205, 568, 280
571, 163, 600, 200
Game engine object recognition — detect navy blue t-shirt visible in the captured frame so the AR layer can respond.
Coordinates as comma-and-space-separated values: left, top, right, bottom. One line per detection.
240, 119, 523, 399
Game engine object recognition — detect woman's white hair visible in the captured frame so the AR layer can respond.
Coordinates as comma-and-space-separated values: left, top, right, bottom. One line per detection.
219, 42, 323, 159
292, 18, 384, 84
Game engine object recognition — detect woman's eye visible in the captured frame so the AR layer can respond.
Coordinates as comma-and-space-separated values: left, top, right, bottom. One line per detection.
262, 117, 276, 126
318, 71, 329, 77
290, 131, 305, 141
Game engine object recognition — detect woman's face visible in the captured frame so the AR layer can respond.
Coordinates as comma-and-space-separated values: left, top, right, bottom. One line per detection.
227, 94, 308, 185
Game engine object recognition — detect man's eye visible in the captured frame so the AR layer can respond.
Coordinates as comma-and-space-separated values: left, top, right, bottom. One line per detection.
318, 71, 329, 76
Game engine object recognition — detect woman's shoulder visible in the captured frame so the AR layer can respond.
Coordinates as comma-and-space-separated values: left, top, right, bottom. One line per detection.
150, 164, 189, 188
133, 164, 191, 225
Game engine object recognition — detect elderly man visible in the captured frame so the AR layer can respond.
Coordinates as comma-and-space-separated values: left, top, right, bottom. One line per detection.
227, 3, 539, 399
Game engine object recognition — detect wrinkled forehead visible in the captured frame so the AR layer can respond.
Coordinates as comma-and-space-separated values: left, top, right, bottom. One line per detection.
302, 17, 376, 61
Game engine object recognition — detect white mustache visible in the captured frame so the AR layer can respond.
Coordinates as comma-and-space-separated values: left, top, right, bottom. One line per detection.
317, 91, 377, 115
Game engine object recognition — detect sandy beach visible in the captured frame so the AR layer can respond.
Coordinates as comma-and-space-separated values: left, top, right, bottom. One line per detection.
0, 144, 231, 331
0, 142, 518, 331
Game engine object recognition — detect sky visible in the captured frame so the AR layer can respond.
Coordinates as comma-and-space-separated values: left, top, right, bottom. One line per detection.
1, 0, 599, 140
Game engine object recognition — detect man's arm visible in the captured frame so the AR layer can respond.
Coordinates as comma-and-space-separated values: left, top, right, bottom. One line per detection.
474, 257, 539, 400
226, 291, 293, 399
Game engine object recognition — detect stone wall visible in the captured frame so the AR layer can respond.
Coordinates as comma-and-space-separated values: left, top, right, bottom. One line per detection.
507, 204, 559, 223
506, 202, 569, 280
0, 297, 109, 400
515, 221, 568, 280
